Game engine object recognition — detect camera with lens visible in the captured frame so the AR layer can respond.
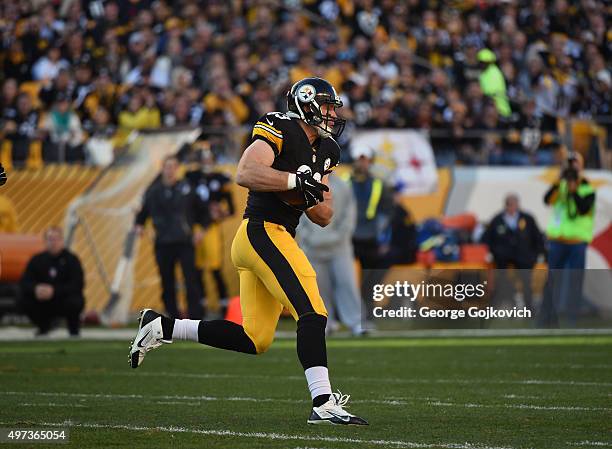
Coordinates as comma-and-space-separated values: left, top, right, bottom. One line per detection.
561, 166, 579, 182
561, 153, 579, 182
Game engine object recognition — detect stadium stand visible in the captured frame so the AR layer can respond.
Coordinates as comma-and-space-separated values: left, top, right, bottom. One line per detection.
0, 1, 609, 168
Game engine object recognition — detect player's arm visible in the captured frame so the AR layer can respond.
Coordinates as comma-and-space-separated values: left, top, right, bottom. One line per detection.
235, 139, 292, 192
305, 175, 333, 227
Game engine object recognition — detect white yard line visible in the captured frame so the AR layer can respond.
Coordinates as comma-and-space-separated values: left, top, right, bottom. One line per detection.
0, 420, 521, 449
428, 401, 612, 412
1, 326, 611, 341
502, 395, 542, 400
106, 370, 612, 388
20, 402, 87, 408
531, 363, 612, 370
1, 391, 405, 406
3, 391, 608, 412
567, 442, 612, 447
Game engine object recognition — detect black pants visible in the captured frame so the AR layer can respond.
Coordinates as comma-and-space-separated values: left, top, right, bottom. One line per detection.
353, 238, 384, 319
43, 141, 85, 163
196, 268, 229, 313
20, 293, 84, 335
154, 241, 202, 319
493, 260, 535, 310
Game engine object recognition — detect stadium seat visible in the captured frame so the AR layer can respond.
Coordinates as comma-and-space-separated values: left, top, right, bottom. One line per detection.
26, 140, 43, 170
441, 213, 478, 233
18, 81, 42, 108
0, 140, 12, 171
460, 244, 490, 265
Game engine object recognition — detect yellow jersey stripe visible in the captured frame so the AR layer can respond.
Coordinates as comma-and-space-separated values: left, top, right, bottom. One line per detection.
254, 122, 283, 138
252, 126, 283, 154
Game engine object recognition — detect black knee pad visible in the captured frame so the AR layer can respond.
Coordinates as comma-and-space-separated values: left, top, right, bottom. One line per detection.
296, 313, 328, 370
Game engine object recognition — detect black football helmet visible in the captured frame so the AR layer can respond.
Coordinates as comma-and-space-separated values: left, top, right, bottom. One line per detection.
287, 77, 346, 139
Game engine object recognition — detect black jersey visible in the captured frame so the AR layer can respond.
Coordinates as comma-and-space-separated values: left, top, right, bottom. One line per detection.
244, 111, 341, 236
186, 171, 232, 202
185, 170, 235, 217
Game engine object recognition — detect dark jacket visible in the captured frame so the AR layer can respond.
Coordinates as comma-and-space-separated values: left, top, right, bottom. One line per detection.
385, 204, 418, 265
135, 178, 210, 245
20, 249, 84, 300
482, 211, 544, 268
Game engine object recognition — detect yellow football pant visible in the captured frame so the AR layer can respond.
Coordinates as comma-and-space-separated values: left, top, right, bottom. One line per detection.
195, 222, 223, 270
230, 219, 327, 353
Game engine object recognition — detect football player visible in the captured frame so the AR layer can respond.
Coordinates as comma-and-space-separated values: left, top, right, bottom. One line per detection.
185, 148, 235, 316
130, 78, 368, 426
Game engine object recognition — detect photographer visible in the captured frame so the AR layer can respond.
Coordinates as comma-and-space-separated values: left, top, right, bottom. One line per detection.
538, 153, 595, 327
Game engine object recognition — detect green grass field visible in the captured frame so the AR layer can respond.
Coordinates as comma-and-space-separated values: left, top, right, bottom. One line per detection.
1, 334, 611, 449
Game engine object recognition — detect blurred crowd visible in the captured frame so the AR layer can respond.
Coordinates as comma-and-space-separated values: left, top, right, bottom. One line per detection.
0, 0, 610, 166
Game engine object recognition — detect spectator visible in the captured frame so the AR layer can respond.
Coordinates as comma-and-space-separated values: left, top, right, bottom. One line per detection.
0, 0, 609, 168
538, 153, 596, 327
203, 75, 249, 125
345, 146, 392, 314
3, 40, 30, 83
84, 106, 116, 167
3, 93, 41, 165
185, 148, 235, 317
134, 155, 209, 319
39, 68, 74, 109
298, 174, 364, 336
0, 79, 19, 120
380, 187, 418, 266
19, 226, 85, 336
31, 44, 69, 81
454, 40, 482, 91
41, 93, 85, 163
482, 193, 544, 311
117, 89, 161, 141
478, 48, 512, 118
82, 70, 119, 124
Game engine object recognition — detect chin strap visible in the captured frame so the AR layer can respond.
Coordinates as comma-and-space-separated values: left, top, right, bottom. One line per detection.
316, 126, 331, 138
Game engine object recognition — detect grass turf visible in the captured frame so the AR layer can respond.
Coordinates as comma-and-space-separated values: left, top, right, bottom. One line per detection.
0, 335, 611, 449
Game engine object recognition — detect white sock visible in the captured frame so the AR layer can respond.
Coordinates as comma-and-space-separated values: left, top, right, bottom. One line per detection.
304, 366, 332, 401
171, 319, 200, 342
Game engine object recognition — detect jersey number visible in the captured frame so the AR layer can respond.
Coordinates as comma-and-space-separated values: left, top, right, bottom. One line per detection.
269, 112, 291, 121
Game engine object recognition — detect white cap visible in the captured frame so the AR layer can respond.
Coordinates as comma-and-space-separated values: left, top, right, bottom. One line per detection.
596, 69, 611, 86
351, 146, 375, 160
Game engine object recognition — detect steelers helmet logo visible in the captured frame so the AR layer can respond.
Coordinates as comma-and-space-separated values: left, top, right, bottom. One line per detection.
298, 84, 316, 103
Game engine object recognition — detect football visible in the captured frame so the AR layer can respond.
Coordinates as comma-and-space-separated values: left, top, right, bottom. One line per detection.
276, 189, 307, 208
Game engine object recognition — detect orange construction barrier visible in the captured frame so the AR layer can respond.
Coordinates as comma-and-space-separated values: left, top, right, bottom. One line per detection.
224, 295, 242, 325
